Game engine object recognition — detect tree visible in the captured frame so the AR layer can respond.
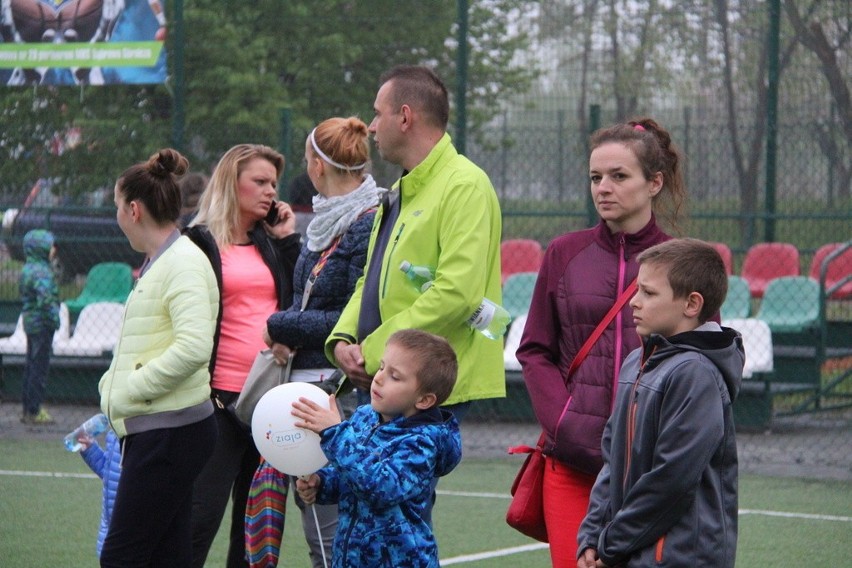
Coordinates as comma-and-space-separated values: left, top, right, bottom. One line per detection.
0, 0, 538, 198
0, 86, 170, 201
784, 0, 851, 199
182, 0, 537, 169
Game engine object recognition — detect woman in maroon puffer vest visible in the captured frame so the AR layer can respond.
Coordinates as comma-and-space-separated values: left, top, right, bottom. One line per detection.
516, 118, 687, 567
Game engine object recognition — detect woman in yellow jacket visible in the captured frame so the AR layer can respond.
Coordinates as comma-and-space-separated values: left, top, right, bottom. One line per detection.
98, 148, 219, 567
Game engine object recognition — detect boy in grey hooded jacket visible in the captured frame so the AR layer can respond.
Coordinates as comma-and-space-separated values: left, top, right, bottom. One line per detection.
578, 239, 744, 568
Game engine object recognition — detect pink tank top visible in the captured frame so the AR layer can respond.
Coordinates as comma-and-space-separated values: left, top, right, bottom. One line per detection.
212, 244, 277, 392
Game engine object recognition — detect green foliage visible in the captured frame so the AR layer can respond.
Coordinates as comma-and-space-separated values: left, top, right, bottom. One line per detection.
0, 1, 537, 195
0, 85, 172, 200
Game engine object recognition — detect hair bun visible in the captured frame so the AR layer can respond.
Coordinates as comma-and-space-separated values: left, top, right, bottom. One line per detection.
148, 148, 189, 178
345, 117, 368, 137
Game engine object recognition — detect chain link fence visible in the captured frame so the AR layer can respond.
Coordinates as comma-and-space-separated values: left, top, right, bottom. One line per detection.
1, 1, 850, 479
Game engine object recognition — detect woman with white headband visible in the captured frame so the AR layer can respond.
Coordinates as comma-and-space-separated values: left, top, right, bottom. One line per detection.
250, 116, 384, 568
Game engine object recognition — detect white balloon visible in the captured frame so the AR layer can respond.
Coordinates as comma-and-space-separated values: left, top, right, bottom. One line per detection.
251, 382, 330, 476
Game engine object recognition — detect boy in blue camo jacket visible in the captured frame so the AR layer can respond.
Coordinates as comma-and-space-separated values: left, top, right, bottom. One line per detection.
19, 229, 60, 424
294, 329, 462, 568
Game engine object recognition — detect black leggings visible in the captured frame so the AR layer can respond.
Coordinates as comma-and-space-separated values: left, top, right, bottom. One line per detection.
190, 397, 260, 568
100, 414, 217, 567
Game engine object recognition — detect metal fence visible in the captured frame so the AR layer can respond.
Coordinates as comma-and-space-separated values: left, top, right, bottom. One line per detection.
1, 0, 850, 480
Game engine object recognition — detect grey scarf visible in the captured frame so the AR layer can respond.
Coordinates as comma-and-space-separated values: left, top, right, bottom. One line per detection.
306, 174, 384, 252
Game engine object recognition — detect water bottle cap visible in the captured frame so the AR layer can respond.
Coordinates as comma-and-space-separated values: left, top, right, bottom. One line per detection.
399, 260, 411, 272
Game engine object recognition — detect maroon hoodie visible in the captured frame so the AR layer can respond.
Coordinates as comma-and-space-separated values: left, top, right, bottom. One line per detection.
516, 217, 670, 474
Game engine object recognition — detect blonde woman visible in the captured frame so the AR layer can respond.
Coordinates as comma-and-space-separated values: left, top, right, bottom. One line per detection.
185, 144, 301, 568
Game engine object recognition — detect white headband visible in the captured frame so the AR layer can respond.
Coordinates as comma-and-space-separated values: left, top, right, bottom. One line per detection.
309, 128, 367, 172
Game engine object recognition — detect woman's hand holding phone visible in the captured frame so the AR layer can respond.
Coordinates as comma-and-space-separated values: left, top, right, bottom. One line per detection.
264, 200, 297, 237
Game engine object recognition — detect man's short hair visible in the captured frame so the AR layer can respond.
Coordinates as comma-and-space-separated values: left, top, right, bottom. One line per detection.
379, 65, 449, 130
387, 328, 457, 406
637, 238, 728, 323
178, 172, 208, 211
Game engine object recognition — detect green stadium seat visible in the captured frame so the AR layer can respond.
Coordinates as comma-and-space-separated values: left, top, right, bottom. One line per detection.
754, 276, 819, 333
721, 275, 752, 320
65, 262, 133, 317
502, 271, 537, 320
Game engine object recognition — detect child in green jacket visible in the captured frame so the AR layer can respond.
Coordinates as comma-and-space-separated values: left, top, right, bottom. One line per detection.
19, 229, 59, 424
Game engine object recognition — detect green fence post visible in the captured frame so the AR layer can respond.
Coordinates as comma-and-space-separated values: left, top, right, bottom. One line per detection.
170, 0, 185, 152
500, 110, 508, 199
278, 107, 292, 198
455, 0, 468, 156
764, 0, 781, 242
587, 104, 601, 227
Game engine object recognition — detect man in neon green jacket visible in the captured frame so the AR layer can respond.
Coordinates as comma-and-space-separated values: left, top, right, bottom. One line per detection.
326, 65, 505, 413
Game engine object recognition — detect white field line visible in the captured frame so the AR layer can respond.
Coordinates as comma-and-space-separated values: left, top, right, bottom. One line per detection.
2, 475, 849, 524
436, 489, 852, 565
0, 469, 96, 479
2, 470, 849, 567
739, 509, 852, 522
435, 490, 852, 523
438, 489, 509, 499
440, 542, 549, 565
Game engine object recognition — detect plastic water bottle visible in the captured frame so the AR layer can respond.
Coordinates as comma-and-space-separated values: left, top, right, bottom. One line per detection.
399, 260, 510, 340
399, 260, 434, 293
64, 413, 109, 452
466, 297, 511, 340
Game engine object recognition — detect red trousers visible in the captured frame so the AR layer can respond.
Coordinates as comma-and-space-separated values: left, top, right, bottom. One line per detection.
543, 455, 597, 568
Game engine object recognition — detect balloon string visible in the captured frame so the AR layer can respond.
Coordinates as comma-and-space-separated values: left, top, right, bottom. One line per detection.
300, 474, 329, 568
311, 503, 329, 568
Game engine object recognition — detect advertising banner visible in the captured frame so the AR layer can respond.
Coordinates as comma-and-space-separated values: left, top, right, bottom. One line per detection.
0, 0, 167, 86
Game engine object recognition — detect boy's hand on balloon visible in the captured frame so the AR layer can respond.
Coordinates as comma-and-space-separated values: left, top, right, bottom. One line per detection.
292, 394, 340, 433
296, 474, 319, 504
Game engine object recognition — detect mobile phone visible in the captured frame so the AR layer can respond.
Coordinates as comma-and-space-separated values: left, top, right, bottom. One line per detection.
265, 200, 279, 225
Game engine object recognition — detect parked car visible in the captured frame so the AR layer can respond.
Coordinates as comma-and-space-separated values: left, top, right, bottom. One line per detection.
2, 179, 143, 282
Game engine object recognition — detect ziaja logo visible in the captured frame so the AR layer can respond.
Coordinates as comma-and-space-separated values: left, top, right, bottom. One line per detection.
266, 429, 305, 447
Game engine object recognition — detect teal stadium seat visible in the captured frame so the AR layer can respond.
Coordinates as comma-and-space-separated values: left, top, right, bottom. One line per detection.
754, 276, 819, 333
65, 262, 133, 317
502, 272, 537, 320
721, 275, 751, 320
